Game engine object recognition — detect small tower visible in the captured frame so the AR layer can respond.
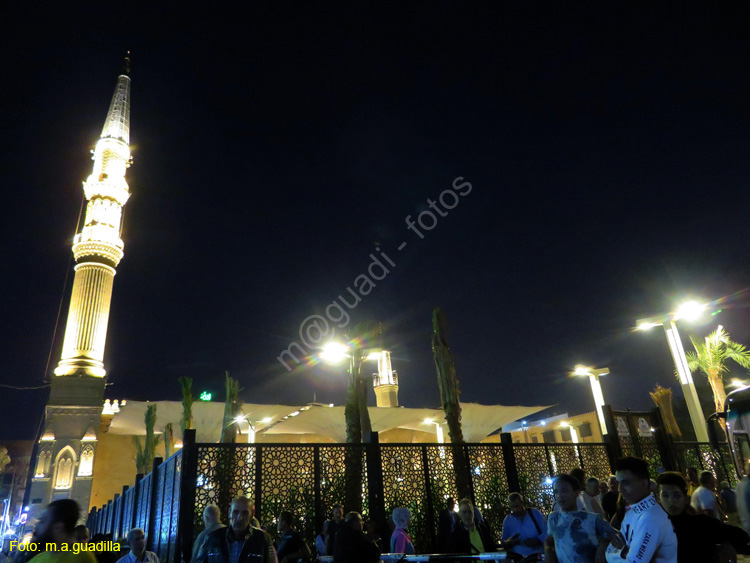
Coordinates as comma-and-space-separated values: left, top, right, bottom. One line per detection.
373, 350, 399, 407
29, 57, 133, 519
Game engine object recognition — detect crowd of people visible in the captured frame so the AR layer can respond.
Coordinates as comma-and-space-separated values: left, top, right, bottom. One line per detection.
0, 499, 160, 563
8, 458, 750, 563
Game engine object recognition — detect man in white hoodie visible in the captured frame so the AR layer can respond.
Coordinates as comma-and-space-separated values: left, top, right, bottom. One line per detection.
606, 457, 677, 563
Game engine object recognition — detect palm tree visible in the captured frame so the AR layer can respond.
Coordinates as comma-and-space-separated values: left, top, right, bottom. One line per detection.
164, 422, 175, 458
431, 308, 471, 499
345, 322, 377, 443
343, 322, 377, 513
0, 447, 10, 474
179, 376, 195, 436
133, 404, 161, 474
221, 372, 242, 443
686, 325, 750, 417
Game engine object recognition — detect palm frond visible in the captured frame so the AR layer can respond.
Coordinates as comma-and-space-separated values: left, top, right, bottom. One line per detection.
687, 325, 750, 414
132, 435, 146, 474
179, 376, 194, 435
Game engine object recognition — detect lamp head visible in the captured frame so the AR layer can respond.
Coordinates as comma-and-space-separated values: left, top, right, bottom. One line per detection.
573, 365, 609, 377
321, 342, 349, 364
674, 301, 706, 322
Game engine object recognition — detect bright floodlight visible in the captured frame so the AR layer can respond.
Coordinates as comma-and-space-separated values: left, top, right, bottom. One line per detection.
366, 351, 383, 360
261, 417, 272, 423
233, 415, 246, 424
637, 321, 660, 331
573, 365, 591, 376
675, 301, 706, 322
321, 342, 348, 364
424, 418, 433, 424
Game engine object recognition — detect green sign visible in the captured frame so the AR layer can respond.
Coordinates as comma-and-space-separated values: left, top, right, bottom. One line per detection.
199, 391, 212, 401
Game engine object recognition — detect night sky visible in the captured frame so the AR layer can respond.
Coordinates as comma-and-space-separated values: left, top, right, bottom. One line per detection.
3, 4, 750, 440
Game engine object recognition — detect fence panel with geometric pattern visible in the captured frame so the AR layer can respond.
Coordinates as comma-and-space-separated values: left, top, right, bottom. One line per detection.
467, 445, 509, 538
191, 444, 369, 550
154, 451, 181, 563
513, 445, 555, 513
381, 445, 430, 551
259, 446, 316, 543
194, 445, 257, 537
134, 471, 152, 532
123, 484, 137, 539
319, 445, 368, 535
512, 443, 612, 514
674, 441, 738, 487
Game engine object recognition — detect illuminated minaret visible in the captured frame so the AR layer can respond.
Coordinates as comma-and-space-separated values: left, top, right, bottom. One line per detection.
54, 57, 131, 378
28, 58, 132, 518
373, 350, 399, 407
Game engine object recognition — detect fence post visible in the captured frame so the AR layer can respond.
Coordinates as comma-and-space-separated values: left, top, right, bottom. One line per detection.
651, 407, 677, 471
420, 445, 437, 553
131, 473, 143, 530
178, 429, 197, 563
147, 457, 163, 552
365, 432, 386, 535
500, 434, 521, 494
106, 500, 113, 534
116, 486, 127, 540
602, 405, 622, 469
254, 446, 263, 524
87, 507, 96, 532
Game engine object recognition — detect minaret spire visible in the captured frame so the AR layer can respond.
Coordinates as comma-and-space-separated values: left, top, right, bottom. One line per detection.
54, 61, 133, 377
100, 52, 131, 144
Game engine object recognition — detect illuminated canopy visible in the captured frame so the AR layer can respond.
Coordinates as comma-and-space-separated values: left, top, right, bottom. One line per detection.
107, 400, 550, 443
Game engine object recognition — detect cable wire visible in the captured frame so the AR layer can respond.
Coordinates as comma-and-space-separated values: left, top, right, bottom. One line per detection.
42, 194, 85, 382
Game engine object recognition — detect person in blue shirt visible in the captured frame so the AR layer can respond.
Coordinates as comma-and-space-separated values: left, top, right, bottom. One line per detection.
501, 493, 546, 558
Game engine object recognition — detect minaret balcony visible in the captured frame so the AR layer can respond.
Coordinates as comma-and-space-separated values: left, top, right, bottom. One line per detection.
83, 178, 130, 207
72, 238, 124, 266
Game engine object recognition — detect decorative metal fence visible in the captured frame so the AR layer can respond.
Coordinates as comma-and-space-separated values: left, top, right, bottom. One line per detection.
88, 450, 182, 563
87, 417, 742, 563
674, 441, 737, 487
609, 409, 664, 478
88, 435, 614, 561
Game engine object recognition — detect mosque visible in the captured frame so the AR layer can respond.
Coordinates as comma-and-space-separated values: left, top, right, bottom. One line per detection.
25, 61, 549, 522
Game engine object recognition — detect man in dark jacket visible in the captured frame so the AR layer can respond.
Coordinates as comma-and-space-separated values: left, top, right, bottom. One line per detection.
333, 512, 380, 563
657, 472, 750, 562
195, 496, 274, 563
324, 504, 344, 556
438, 498, 460, 551
446, 498, 496, 554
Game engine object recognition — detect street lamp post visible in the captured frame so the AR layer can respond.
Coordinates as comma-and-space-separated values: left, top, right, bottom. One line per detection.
637, 300, 710, 442
573, 365, 610, 436
321, 339, 381, 442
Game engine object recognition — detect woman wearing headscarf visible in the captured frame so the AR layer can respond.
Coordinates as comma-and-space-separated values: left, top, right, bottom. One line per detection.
390, 508, 415, 554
